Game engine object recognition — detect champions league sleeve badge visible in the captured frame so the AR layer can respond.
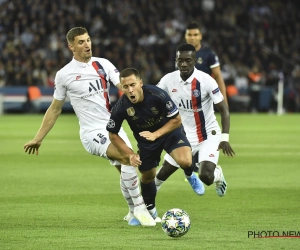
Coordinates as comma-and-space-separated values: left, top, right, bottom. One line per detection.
107, 119, 115, 128
212, 87, 220, 94
166, 101, 173, 110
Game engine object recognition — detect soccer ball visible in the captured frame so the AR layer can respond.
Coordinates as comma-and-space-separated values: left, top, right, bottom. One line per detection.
161, 208, 191, 237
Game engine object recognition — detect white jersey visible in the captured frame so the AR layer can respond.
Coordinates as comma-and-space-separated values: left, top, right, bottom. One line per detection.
54, 57, 120, 136
157, 68, 223, 146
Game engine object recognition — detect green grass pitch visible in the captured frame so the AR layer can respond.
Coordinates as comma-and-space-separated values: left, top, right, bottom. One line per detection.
0, 113, 299, 250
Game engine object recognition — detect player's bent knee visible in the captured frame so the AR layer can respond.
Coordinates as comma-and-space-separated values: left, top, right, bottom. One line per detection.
141, 176, 155, 184
140, 169, 156, 183
121, 165, 136, 173
177, 159, 192, 169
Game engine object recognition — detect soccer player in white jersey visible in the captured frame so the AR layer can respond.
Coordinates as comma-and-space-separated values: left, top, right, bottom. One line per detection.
23, 27, 155, 227
155, 43, 235, 197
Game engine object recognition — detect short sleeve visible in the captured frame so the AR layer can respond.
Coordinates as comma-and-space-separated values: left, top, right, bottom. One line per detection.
106, 99, 124, 133
208, 51, 220, 69
157, 75, 169, 93
207, 76, 224, 104
53, 71, 67, 101
105, 59, 120, 86
159, 89, 179, 118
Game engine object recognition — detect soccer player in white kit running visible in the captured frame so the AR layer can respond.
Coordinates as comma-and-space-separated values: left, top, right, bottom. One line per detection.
155, 43, 235, 197
23, 27, 155, 227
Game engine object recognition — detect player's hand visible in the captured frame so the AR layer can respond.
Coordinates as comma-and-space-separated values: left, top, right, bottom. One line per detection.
129, 153, 142, 167
24, 140, 42, 155
217, 141, 235, 157
139, 131, 157, 141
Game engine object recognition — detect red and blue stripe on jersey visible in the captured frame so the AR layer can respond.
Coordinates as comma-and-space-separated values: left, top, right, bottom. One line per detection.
191, 78, 207, 142
92, 61, 111, 112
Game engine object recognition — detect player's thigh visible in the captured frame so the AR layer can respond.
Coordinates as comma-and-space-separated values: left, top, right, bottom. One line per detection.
138, 145, 162, 172
164, 127, 192, 166
193, 135, 220, 167
80, 128, 132, 165
106, 142, 131, 165
169, 146, 192, 167
139, 168, 157, 183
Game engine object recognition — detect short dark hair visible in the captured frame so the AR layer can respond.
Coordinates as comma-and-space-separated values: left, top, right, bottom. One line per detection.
120, 68, 141, 80
66, 27, 88, 43
186, 22, 200, 30
177, 43, 196, 52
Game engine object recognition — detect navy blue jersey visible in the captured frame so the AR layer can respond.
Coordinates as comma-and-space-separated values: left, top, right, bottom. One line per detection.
195, 46, 220, 75
107, 85, 179, 148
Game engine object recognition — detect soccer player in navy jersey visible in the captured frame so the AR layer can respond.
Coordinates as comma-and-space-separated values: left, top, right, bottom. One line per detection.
106, 68, 204, 220
23, 27, 155, 227
155, 44, 235, 197
185, 22, 228, 106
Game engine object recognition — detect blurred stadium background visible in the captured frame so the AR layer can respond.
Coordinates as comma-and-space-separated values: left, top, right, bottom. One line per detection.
0, 0, 299, 114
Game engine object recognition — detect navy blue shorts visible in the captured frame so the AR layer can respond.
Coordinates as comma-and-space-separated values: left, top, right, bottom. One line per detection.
138, 126, 191, 171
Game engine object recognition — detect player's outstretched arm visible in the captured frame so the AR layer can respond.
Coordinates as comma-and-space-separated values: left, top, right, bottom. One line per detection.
24, 99, 64, 155
215, 100, 235, 157
109, 132, 141, 167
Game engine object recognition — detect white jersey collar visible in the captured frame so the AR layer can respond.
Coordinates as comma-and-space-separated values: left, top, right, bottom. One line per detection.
72, 57, 93, 68
179, 67, 197, 85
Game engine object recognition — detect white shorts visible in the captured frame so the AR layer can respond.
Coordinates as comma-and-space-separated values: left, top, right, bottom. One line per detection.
80, 127, 132, 166
164, 134, 221, 167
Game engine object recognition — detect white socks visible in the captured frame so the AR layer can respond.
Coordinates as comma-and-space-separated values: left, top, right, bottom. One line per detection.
120, 176, 134, 214
213, 166, 222, 183
121, 165, 144, 208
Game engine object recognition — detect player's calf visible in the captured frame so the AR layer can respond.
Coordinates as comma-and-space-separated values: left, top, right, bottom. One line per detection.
199, 162, 215, 186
